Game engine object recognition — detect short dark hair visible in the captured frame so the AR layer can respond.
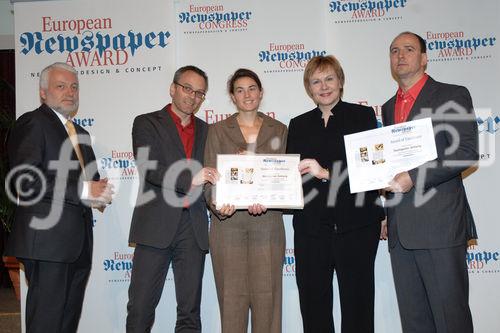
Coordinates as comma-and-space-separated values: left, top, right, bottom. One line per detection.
394, 31, 427, 53
227, 68, 262, 94
173, 65, 208, 89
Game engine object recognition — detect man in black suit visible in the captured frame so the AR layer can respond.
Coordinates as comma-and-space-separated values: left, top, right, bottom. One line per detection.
5, 62, 113, 333
126, 66, 217, 333
383, 32, 478, 333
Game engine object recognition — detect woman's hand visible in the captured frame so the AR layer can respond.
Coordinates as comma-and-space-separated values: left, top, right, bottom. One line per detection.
248, 203, 267, 216
217, 204, 236, 218
298, 159, 329, 180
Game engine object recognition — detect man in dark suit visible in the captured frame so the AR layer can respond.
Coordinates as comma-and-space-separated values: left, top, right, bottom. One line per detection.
126, 66, 217, 333
5, 62, 113, 333
382, 32, 478, 333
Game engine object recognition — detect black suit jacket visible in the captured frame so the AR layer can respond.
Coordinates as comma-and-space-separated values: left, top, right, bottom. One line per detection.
5, 104, 99, 263
129, 106, 209, 250
287, 101, 384, 236
382, 77, 479, 249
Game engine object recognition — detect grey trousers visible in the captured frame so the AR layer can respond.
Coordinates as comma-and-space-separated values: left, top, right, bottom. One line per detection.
390, 239, 473, 333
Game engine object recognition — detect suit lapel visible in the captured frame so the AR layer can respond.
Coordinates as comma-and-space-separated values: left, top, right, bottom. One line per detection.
255, 113, 277, 150
191, 117, 204, 160
74, 124, 100, 180
74, 124, 91, 162
41, 105, 86, 177
224, 113, 248, 152
384, 96, 397, 126
156, 108, 186, 158
335, 102, 347, 135
41, 105, 81, 163
41, 105, 70, 143
406, 77, 437, 121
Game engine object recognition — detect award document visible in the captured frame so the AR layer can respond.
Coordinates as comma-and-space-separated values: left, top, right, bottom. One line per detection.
215, 154, 304, 210
344, 117, 437, 193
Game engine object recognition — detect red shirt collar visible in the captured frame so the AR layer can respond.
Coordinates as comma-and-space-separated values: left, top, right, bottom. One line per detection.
166, 103, 194, 129
397, 73, 429, 100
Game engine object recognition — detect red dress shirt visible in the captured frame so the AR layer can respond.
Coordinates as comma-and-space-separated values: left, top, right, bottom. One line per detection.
394, 74, 429, 124
166, 104, 195, 159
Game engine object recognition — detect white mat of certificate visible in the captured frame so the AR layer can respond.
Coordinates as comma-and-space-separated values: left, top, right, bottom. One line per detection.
215, 154, 304, 210
344, 118, 437, 193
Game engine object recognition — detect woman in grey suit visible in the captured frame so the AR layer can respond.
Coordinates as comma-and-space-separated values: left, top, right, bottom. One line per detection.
204, 68, 287, 333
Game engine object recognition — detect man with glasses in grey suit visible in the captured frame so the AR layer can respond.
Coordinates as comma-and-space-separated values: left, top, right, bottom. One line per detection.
126, 66, 218, 333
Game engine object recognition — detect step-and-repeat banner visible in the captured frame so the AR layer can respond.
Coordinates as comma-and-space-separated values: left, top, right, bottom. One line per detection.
13, 0, 499, 332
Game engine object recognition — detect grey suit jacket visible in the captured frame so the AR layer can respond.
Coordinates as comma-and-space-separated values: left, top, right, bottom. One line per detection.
129, 106, 209, 250
382, 77, 479, 249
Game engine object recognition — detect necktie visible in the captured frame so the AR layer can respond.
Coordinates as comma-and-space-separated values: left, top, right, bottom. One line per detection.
65, 120, 86, 179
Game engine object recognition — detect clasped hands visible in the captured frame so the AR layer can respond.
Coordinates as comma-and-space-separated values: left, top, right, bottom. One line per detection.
217, 203, 267, 219
88, 178, 114, 212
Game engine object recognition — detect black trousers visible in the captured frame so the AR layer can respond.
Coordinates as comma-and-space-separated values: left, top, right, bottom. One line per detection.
295, 222, 380, 333
20, 236, 91, 333
126, 209, 206, 333
390, 238, 473, 333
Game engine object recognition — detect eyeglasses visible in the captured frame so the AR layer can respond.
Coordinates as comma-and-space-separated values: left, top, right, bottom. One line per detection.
174, 82, 206, 99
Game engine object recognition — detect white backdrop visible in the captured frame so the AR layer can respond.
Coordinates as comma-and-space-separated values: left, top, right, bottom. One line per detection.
13, 0, 499, 332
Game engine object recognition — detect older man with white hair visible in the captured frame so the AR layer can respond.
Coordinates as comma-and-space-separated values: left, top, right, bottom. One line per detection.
5, 62, 113, 333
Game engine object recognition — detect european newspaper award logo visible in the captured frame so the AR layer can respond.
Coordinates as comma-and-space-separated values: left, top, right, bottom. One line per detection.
329, 0, 408, 24
426, 31, 496, 63
21, 15, 170, 77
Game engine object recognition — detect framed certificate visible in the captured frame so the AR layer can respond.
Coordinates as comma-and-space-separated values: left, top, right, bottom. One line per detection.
215, 154, 304, 210
344, 117, 437, 193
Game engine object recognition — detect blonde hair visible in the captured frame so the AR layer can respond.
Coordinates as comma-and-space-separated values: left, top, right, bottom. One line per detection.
303, 55, 345, 99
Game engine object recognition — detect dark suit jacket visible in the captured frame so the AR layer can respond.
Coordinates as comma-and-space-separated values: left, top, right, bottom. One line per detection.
287, 101, 385, 236
382, 77, 479, 249
129, 106, 209, 250
5, 104, 99, 263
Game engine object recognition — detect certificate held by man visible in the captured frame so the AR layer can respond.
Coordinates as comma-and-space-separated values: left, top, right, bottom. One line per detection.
215, 154, 304, 210
344, 117, 437, 193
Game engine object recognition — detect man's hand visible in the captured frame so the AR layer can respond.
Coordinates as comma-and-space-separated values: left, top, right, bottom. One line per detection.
248, 203, 267, 216
384, 172, 413, 193
89, 178, 114, 208
298, 159, 329, 180
192, 167, 219, 187
380, 218, 388, 240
